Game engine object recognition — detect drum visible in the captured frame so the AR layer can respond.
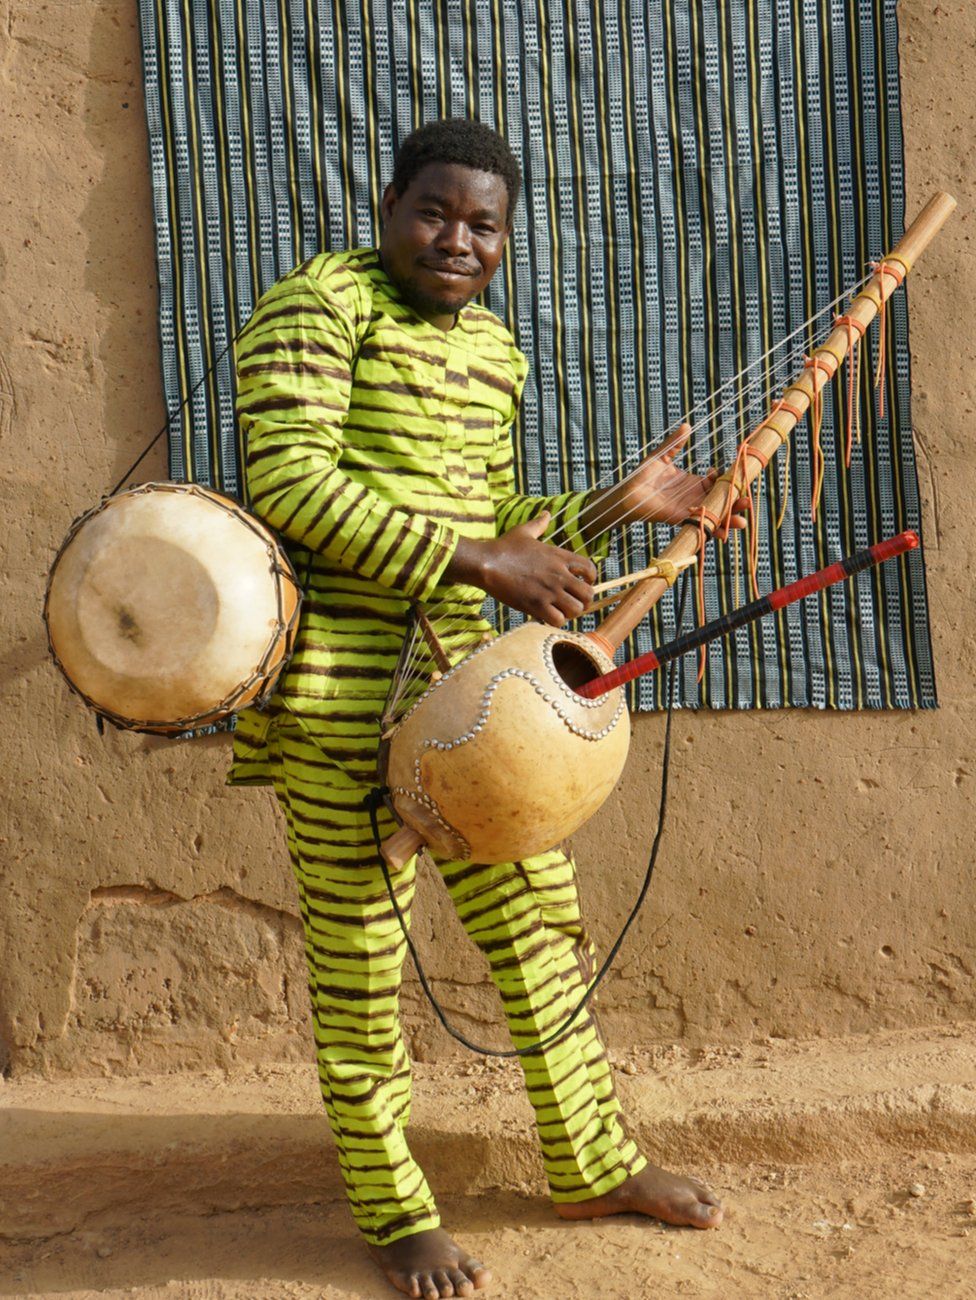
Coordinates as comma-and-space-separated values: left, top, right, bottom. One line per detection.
44, 482, 301, 735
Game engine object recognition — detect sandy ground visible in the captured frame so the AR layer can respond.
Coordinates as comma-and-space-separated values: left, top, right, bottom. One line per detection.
2, 1156, 975, 1300
2, 1028, 975, 1299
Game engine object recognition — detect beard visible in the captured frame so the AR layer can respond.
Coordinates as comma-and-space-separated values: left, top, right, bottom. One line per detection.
395, 270, 477, 320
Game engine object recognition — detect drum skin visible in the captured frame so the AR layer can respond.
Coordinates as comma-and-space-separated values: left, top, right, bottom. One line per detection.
44, 483, 300, 734
385, 622, 630, 864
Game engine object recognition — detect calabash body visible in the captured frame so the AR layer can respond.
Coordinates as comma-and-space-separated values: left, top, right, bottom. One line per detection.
384, 622, 630, 863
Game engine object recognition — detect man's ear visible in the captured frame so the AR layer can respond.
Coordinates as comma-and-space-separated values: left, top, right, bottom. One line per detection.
380, 181, 399, 225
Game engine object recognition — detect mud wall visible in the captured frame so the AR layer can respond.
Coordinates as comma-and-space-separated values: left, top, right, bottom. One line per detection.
1, 0, 972, 1076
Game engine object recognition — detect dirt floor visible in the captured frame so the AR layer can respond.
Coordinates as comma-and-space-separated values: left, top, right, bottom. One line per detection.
2, 1027, 975, 1299
2, 1157, 976, 1299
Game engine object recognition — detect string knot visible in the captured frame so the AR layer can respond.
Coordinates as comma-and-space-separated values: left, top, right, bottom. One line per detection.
869, 256, 908, 289
363, 785, 391, 814
651, 559, 680, 589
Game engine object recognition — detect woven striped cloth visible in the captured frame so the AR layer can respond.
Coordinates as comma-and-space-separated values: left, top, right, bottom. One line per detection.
137, 0, 936, 710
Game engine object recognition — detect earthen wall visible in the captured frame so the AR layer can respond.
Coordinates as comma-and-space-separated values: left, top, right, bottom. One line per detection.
1, 0, 972, 1077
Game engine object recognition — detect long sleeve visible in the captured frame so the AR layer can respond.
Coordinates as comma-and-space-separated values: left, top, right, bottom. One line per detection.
238, 270, 458, 602
487, 395, 609, 564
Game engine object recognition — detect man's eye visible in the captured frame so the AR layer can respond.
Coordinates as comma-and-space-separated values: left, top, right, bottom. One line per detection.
474, 225, 498, 236
421, 209, 443, 220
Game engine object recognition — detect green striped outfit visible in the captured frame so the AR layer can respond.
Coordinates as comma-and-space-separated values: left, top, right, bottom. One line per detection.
228, 249, 645, 1245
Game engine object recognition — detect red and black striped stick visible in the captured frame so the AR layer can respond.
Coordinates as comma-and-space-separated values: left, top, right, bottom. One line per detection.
577, 530, 919, 699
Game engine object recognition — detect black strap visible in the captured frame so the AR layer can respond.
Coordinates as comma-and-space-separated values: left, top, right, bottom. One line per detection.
364, 573, 689, 1058
110, 320, 253, 497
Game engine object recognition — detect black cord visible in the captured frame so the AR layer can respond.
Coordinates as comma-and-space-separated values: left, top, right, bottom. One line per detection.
109, 322, 252, 497
365, 573, 690, 1058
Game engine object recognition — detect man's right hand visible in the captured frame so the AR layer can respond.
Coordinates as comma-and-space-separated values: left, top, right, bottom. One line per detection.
445, 511, 596, 627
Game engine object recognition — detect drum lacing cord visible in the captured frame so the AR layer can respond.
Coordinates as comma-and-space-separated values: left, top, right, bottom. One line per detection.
362, 574, 690, 1059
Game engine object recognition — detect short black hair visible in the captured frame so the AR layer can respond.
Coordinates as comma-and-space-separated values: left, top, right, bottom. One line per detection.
391, 119, 521, 222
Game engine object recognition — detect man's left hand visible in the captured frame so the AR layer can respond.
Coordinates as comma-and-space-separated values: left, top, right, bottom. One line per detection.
579, 423, 749, 547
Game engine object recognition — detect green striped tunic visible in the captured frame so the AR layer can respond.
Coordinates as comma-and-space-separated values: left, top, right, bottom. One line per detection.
228, 248, 595, 784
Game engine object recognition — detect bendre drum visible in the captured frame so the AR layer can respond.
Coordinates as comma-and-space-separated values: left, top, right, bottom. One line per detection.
44, 482, 301, 734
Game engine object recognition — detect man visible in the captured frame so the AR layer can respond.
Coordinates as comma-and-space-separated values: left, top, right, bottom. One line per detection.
230, 119, 737, 1300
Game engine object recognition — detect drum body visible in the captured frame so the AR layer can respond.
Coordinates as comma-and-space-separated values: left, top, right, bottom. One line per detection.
384, 622, 630, 864
44, 482, 301, 734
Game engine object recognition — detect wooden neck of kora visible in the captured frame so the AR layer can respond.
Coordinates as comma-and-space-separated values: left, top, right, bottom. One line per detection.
585, 189, 956, 658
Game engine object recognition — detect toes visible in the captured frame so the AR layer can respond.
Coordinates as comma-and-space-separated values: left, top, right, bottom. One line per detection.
391, 1275, 423, 1300
432, 1270, 455, 1297
449, 1268, 475, 1297
419, 1275, 441, 1300
690, 1199, 724, 1228
691, 1182, 724, 1210
463, 1258, 492, 1289
685, 1176, 722, 1206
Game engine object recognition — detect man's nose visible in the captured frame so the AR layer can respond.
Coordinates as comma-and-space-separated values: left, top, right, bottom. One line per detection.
434, 220, 472, 256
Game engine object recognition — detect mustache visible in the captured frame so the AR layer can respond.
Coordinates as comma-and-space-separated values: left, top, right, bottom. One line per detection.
420, 259, 479, 275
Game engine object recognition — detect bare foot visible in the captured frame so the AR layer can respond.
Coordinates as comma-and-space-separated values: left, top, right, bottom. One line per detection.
555, 1163, 724, 1230
368, 1226, 492, 1298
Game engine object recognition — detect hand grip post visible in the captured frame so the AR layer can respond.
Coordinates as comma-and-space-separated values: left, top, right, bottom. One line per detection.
381, 825, 426, 870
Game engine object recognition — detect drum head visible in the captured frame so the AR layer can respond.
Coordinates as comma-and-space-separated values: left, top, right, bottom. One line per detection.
45, 484, 299, 732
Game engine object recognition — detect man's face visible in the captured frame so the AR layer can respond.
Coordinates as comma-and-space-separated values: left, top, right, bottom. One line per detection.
379, 162, 511, 329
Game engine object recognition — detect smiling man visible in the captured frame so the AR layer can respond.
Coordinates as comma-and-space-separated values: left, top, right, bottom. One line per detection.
230, 119, 729, 1300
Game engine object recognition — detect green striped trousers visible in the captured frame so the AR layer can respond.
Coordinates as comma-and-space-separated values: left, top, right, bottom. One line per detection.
266, 717, 646, 1245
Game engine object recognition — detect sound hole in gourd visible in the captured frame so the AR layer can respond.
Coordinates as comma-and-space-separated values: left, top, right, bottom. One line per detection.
551, 640, 604, 692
